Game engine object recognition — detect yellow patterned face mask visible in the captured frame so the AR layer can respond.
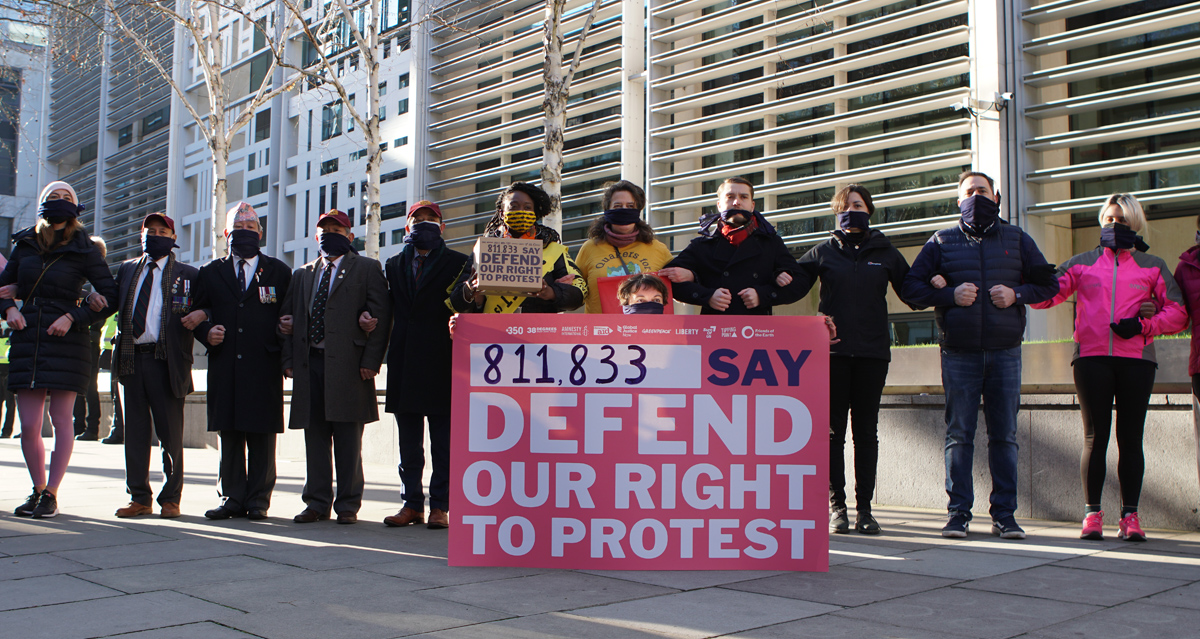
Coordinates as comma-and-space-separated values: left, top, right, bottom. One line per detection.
504, 210, 537, 235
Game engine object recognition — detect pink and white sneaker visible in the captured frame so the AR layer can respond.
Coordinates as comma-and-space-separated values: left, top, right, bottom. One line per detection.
1118, 512, 1146, 542
1080, 511, 1104, 540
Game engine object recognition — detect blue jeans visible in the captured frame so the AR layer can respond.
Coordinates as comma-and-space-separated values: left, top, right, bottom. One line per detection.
941, 346, 1021, 520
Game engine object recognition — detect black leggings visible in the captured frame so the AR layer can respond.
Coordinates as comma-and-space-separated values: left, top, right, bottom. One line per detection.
1073, 356, 1156, 509
829, 356, 890, 512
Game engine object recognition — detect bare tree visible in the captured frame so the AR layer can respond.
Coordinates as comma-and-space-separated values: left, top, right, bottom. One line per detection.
275, 0, 384, 258
540, 0, 601, 234
105, 0, 301, 258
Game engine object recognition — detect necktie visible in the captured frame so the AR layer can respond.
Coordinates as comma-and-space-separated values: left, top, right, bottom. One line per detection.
308, 261, 334, 344
237, 259, 247, 292
131, 261, 157, 338
412, 253, 425, 283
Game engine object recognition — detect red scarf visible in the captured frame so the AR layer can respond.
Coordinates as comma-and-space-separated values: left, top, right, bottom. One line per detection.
720, 217, 757, 246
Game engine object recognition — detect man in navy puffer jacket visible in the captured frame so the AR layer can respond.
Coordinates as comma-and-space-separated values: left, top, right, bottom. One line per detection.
903, 172, 1059, 540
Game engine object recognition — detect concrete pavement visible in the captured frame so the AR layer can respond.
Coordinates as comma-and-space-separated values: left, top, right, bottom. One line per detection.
2, 438, 1199, 638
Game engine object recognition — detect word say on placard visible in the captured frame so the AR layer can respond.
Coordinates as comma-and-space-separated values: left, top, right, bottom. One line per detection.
473, 237, 543, 295
450, 315, 830, 571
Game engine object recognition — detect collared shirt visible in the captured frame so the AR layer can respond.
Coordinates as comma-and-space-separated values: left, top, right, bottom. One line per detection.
233, 254, 260, 290
133, 255, 169, 344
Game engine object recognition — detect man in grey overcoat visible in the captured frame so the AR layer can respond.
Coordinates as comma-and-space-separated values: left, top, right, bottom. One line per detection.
280, 210, 391, 524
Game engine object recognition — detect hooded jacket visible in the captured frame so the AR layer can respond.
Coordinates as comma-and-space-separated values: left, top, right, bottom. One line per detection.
1174, 245, 1200, 376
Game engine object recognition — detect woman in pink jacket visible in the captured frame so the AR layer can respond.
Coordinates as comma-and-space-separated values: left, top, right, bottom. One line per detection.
1173, 215, 1200, 511
1032, 193, 1187, 542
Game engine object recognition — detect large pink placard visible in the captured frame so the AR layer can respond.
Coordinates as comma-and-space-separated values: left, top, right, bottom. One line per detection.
449, 314, 829, 571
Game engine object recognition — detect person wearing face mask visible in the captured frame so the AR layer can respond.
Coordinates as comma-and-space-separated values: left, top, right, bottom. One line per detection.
1030, 194, 1186, 542
902, 172, 1059, 540
2, 181, 119, 519
1175, 215, 1200, 523
279, 209, 391, 525
368, 201, 470, 529
573, 181, 674, 314
789, 185, 923, 535
450, 182, 587, 314
111, 213, 198, 519
180, 203, 292, 521
617, 273, 669, 314
664, 177, 806, 315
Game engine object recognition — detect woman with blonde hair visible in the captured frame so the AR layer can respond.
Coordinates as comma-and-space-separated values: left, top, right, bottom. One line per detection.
1032, 193, 1187, 541
2, 181, 118, 518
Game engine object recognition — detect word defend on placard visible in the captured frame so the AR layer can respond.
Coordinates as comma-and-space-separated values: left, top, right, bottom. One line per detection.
473, 237, 543, 296
450, 315, 830, 571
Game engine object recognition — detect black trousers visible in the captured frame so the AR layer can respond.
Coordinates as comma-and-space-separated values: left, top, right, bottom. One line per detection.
108, 373, 124, 439
397, 412, 451, 512
1074, 356, 1155, 509
123, 352, 185, 506
301, 349, 364, 515
218, 430, 278, 512
829, 356, 890, 512
74, 331, 102, 434
0, 365, 14, 436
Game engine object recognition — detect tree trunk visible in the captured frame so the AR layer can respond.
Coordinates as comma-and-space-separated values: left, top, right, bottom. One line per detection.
364, 0, 381, 258
540, 0, 568, 235
206, 1, 228, 258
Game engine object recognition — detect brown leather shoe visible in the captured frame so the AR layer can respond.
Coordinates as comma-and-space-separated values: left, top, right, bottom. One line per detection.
160, 503, 181, 519
293, 508, 330, 523
383, 506, 423, 527
427, 508, 449, 529
336, 512, 358, 525
115, 502, 153, 518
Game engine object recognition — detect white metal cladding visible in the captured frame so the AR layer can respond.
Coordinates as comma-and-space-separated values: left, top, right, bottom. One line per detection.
647, 0, 973, 247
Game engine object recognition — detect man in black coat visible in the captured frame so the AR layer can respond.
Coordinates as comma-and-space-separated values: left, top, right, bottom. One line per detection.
113, 213, 197, 519
376, 201, 469, 530
188, 203, 291, 521
664, 177, 803, 315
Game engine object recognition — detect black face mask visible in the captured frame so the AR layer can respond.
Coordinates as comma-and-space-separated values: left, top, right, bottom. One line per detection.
1100, 223, 1139, 250
622, 301, 665, 315
228, 229, 261, 259
319, 231, 353, 257
603, 208, 641, 226
836, 210, 870, 232
960, 194, 1000, 229
39, 199, 80, 222
142, 234, 176, 260
404, 221, 443, 251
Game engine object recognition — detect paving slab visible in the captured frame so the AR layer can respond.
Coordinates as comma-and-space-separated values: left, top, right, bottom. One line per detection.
53, 538, 249, 569
569, 588, 840, 639
421, 571, 678, 616
1141, 581, 1200, 610
415, 611, 673, 638
0, 525, 169, 556
74, 555, 308, 594
104, 622, 260, 638
0, 553, 95, 580
362, 555, 547, 587
577, 569, 783, 590
179, 568, 426, 612
725, 615, 979, 638
849, 547, 1053, 579
0, 590, 242, 639
1024, 601, 1200, 639
834, 587, 1099, 639
1052, 548, 1200, 580
724, 566, 960, 607
0, 574, 123, 611
959, 564, 1188, 606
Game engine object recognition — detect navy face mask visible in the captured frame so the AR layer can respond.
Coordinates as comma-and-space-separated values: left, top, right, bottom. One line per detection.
960, 194, 1000, 229
318, 231, 353, 257
142, 234, 176, 260
836, 210, 870, 231
404, 221, 443, 251
622, 301, 665, 315
39, 199, 80, 224
603, 208, 641, 226
1100, 223, 1138, 250
228, 229, 261, 259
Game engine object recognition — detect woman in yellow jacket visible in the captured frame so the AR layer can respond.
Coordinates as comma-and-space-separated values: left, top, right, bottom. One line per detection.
573, 181, 673, 313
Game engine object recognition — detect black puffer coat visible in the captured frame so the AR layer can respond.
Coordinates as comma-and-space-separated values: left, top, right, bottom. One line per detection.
0, 227, 119, 393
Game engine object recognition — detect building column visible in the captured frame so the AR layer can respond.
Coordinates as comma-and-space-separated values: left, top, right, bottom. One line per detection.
620, 0, 645, 188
